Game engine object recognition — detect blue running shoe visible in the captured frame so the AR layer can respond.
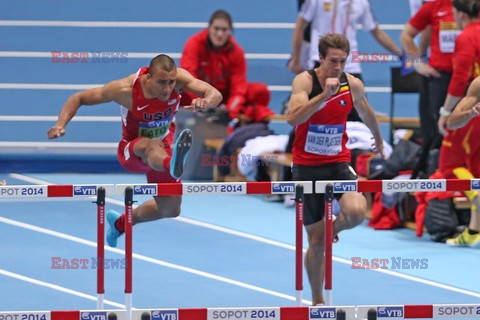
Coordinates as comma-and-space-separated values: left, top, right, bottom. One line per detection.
106, 210, 122, 248
333, 199, 341, 217
170, 129, 193, 179
332, 199, 340, 243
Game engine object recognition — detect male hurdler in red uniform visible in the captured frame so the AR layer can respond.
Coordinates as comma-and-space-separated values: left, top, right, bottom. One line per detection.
48, 54, 222, 247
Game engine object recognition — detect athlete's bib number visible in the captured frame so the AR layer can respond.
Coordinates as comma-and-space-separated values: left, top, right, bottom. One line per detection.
439, 22, 460, 53
305, 124, 343, 156
138, 117, 172, 139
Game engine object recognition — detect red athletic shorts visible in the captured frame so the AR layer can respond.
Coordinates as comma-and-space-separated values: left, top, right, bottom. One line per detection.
439, 116, 480, 178
117, 138, 177, 183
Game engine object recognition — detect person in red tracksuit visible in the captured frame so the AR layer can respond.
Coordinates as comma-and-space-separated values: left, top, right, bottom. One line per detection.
400, 0, 459, 145
437, 0, 480, 134
180, 10, 274, 124
435, 0, 480, 248
443, 75, 480, 247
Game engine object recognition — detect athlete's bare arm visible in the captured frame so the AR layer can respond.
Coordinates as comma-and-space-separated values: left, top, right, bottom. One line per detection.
348, 74, 384, 156
175, 68, 222, 110
47, 75, 134, 139
287, 71, 338, 126
288, 16, 310, 74
447, 76, 480, 130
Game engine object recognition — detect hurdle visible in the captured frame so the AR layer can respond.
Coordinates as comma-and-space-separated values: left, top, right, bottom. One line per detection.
0, 184, 115, 311
316, 178, 480, 307
0, 181, 312, 320
115, 181, 313, 319
2, 178, 479, 319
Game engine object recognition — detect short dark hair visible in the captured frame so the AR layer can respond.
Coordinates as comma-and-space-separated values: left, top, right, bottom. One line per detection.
149, 54, 176, 75
453, 0, 480, 17
208, 9, 233, 30
318, 33, 350, 59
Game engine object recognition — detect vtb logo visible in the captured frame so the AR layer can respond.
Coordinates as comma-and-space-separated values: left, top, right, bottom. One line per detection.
74, 186, 97, 196
133, 185, 157, 195
333, 181, 356, 192
272, 183, 295, 193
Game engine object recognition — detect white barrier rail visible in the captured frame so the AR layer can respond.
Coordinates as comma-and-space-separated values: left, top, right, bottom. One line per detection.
1, 304, 479, 320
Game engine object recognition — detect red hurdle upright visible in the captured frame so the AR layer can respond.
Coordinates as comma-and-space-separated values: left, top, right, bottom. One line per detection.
324, 184, 334, 306
294, 184, 304, 306
95, 187, 106, 310
124, 186, 134, 320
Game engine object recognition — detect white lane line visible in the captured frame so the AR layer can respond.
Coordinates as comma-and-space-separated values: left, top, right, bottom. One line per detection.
0, 141, 117, 148
0, 116, 120, 122
0, 20, 404, 30
0, 51, 290, 60
0, 21, 293, 28
0, 83, 390, 93
0, 215, 311, 305
6, 174, 311, 304
9, 173, 480, 299
0, 268, 125, 308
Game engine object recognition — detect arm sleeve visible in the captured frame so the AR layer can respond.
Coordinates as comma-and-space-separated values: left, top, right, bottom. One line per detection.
180, 36, 201, 78
298, 0, 317, 23
408, 0, 434, 32
448, 34, 476, 96
360, 1, 378, 32
226, 46, 248, 117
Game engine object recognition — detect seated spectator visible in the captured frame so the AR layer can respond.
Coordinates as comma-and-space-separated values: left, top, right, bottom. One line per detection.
180, 10, 274, 125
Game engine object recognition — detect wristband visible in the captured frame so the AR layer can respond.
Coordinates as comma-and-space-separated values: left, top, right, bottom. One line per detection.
439, 106, 451, 116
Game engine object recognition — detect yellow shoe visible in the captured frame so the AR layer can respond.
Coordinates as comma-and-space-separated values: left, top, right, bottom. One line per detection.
446, 228, 480, 248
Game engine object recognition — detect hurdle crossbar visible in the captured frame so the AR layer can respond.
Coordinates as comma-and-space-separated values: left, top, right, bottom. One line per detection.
2, 304, 479, 320
0, 184, 115, 200
2, 179, 478, 200
115, 181, 314, 196
315, 178, 480, 193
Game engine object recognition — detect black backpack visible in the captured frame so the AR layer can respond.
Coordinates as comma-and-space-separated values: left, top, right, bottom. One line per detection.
424, 198, 459, 242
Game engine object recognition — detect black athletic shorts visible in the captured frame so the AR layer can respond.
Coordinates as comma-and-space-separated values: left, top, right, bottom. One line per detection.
292, 162, 358, 226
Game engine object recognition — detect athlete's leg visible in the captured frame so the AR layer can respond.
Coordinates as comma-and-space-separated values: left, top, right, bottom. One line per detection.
130, 130, 192, 179
133, 195, 182, 223
453, 167, 480, 233
132, 137, 169, 172
305, 219, 326, 305
335, 192, 367, 233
